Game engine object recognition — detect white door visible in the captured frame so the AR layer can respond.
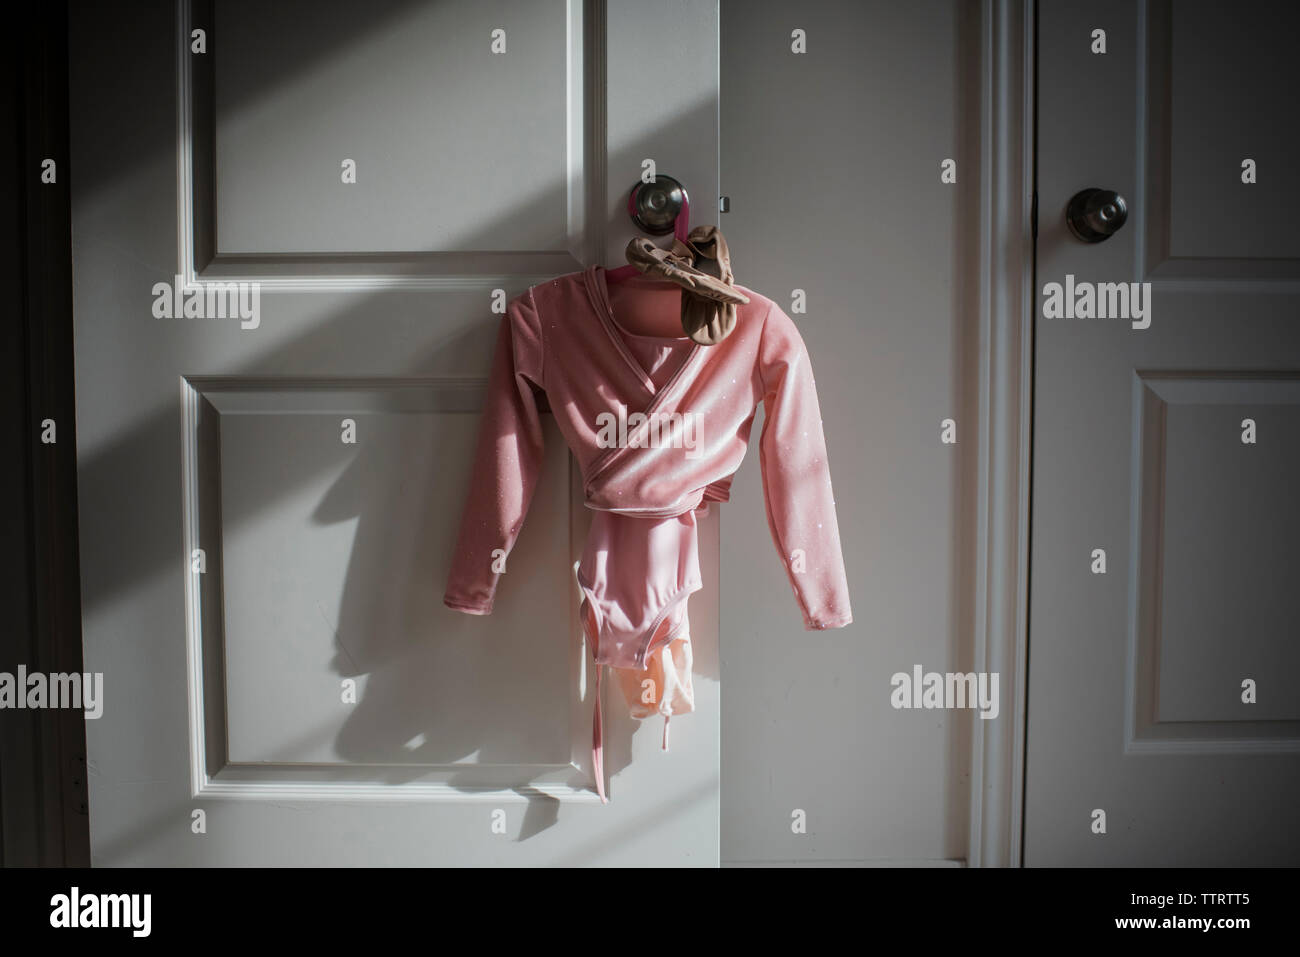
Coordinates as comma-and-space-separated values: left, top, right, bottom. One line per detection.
70, 0, 720, 866
1026, 0, 1300, 864
718, 0, 986, 866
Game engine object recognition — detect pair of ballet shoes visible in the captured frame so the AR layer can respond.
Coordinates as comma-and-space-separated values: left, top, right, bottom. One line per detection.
624, 225, 749, 346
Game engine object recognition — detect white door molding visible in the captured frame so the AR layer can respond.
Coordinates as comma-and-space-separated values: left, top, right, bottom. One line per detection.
967, 0, 1035, 869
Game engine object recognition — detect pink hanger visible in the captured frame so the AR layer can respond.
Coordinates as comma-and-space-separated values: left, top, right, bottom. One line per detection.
605, 192, 692, 284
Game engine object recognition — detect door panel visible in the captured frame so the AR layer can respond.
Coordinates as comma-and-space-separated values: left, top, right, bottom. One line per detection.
70, 0, 720, 865
719, 0, 982, 865
213, 0, 570, 254
1026, 0, 1300, 865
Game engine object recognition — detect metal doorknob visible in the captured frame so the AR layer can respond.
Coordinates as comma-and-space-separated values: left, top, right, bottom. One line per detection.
1066, 188, 1128, 243
627, 174, 689, 235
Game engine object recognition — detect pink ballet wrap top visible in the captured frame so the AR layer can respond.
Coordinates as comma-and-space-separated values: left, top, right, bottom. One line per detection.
444, 264, 853, 800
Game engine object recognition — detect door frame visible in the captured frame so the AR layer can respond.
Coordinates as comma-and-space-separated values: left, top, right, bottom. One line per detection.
966, 0, 1035, 869
0, 0, 92, 867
